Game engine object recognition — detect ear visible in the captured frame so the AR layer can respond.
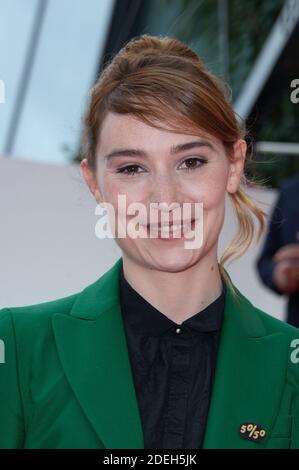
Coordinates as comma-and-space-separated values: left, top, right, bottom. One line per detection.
226, 139, 247, 194
80, 159, 103, 204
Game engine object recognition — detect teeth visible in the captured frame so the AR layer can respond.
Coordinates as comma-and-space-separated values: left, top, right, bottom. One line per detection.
150, 223, 189, 232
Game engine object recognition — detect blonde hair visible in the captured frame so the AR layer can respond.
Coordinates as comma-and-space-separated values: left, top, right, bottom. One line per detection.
219, 176, 266, 294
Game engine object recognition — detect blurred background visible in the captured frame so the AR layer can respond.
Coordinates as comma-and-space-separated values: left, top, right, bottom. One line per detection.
0, 0, 298, 322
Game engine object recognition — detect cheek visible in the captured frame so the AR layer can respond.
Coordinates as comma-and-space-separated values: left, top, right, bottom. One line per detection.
188, 175, 227, 211
195, 183, 226, 247
99, 176, 148, 230
101, 174, 147, 204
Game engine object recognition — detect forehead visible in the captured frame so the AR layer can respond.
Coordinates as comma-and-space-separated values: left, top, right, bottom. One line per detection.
97, 112, 221, 154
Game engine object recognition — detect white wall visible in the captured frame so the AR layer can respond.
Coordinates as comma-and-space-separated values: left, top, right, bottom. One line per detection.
0, 156, 286, 320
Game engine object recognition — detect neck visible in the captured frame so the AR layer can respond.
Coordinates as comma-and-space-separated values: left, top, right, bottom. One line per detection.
122, 252, 223, 324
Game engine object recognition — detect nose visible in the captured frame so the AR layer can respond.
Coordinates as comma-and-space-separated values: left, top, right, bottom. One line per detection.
148, 173, 182, 217
149, 173, 181, 206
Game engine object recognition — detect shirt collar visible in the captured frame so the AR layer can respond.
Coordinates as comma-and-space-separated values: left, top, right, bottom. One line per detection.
119, 265, 226, 337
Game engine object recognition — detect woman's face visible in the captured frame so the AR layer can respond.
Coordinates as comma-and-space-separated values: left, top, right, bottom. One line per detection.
82, 112, 245, 273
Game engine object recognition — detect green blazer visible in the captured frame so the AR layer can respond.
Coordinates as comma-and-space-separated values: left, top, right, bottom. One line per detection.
1, 257, 299, 449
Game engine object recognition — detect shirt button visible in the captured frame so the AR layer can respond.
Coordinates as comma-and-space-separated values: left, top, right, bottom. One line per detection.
175, 328, 181, 334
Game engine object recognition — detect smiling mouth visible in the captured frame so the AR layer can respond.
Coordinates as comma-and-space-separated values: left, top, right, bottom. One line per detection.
144, 219, 195, 238
147, 221, 193, 229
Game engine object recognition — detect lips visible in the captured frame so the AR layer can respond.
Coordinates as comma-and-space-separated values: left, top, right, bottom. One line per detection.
145, 220, 195, 240
146, 220, 194, 230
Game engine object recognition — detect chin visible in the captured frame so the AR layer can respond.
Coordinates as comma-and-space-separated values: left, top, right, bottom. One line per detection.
146, 250, 200, 273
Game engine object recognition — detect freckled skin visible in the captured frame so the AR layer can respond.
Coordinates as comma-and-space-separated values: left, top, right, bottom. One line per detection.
91, 112, 243, 274
81, 112, 245, 320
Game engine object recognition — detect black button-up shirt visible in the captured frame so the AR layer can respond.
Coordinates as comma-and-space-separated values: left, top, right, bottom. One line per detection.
119, 266, 226, 449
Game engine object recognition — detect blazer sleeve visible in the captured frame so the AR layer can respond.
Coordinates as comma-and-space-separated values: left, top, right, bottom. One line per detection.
256, 190, 286, 295
0, 308, 25, 448
290, 362, 299, 449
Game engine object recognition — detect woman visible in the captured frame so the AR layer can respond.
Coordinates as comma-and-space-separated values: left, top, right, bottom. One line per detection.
1, 35, 299, 449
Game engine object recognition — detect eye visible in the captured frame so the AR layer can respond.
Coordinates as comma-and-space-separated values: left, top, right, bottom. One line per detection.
179, 157, 207, 171
115, 164, 146, 176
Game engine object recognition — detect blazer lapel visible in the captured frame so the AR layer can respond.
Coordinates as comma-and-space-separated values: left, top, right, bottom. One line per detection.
203, 280, 288, 449
53, 258, 289, 449
52, 257, 144, 449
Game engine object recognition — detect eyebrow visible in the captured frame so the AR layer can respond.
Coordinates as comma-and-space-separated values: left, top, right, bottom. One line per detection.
103, 140, 215, 161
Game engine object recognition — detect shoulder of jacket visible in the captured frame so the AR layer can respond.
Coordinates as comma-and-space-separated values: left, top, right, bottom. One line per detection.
254, 306, 299, 337
0, 290, 79, 330
253, 307, 299, 386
